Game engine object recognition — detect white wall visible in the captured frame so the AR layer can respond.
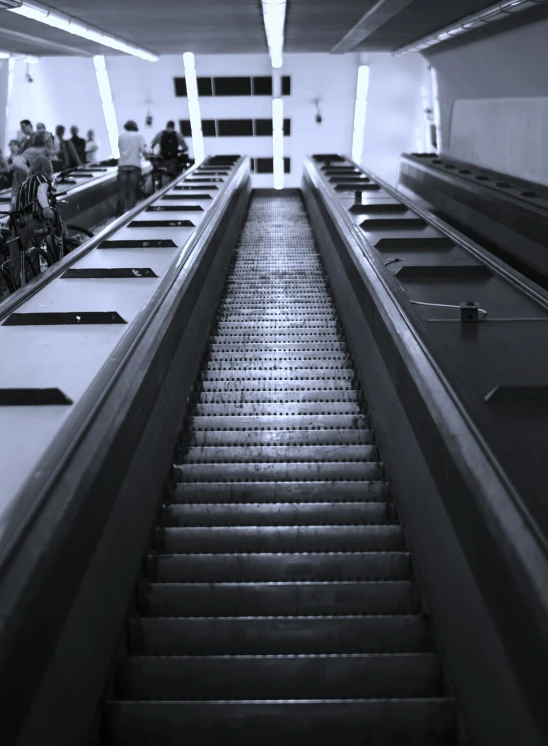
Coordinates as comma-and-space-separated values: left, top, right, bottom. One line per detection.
427, 17, 548, 185
106, 52, 357, 188
3, 50, 427, 187
4, 56, 110, 160
361, 53, 429, 185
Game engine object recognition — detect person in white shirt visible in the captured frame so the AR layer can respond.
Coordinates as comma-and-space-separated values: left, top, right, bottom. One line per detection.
85, 129, 99, 164
117, 120, 147, 216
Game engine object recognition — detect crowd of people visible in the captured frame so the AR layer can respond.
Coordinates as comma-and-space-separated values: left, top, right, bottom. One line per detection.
0, 117, 189, 293
0, 120, 100, 190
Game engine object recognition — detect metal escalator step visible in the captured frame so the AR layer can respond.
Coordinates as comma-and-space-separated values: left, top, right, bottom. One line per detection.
206, 352, 349, 363
178, 444, 377, 464
129, 615, 431, 655
195, 390, 360, 404
198, 380, 357, 392
208, 341, 348, 352
154, 525, 404, 553
161, 501, 395, 526
173, 479, 388, 503
138, 580, 420, 617
146, 552, 411, 582
104, 699, 456, 746
189, 414, 369, 430
116, 653, 441, 700
185, 429, 373, 447
178, 462, 382, 483
193, 402, 361, 416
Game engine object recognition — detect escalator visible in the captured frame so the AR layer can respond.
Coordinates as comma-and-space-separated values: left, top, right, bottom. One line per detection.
104, 190, 457, 744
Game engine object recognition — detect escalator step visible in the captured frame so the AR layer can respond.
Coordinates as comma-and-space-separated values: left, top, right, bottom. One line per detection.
138, 580, 420, 617
115, 653, 441, 700
189, 414, 370, 430
153, 525, 404, 553
128, 615, 431, 655
147, 551, 411, 582
195, 389, 360, 403
104, 698, 456, 746
177, 461, 382, 483
185, 428, 374, 447
173, 479, 389, 503
177, 444, 377, 463
161, 501, 396, 526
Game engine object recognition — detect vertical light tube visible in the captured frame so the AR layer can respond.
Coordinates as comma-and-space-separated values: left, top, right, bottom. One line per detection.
430, 65, 442, 153
272, 96, 284, 190
93, 55, 120, 158
183, 52, 205, 165
351, 64, 370, 164
4, 57, 16, 148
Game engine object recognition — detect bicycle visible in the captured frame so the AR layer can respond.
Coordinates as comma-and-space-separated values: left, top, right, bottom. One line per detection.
138, 152, 192, 199
0, 168, 95, 293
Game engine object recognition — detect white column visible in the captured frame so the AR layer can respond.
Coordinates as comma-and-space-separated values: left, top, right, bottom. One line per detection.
93, 55, 120, 158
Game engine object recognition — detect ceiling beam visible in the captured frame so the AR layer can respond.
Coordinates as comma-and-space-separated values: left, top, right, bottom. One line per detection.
0, 25, 91, 55
330, 0, 416, 54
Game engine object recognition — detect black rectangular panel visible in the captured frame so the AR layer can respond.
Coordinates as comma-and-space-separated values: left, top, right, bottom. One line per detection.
255, 158, 273, 174
3, 312, 127, 325
217, 119, 253, 137
0, 388, 73, 406
164, 193, 212, 199
174, 185, 218, 190
254, 119, 272, 136
213, 77, 251, 96
179, 120, 192, 137
394, 264, 492, 279
197, 77, 213, 96
283, 119, 291, 136
335, 184, 381, 191
350, 204, 408, 215
129, 220, 195, 228
252, 76, 272, 95
202, 119, 217, 137
62, 268, 158, 278
284, 157, 291, 174
282, 76, 291, 95
99, 239, 177, 248
174, 77, 187, 96
186, 177, 224, 183
147, 205, 204, 211
361, 218, 427, 231
375, 237, 454, 250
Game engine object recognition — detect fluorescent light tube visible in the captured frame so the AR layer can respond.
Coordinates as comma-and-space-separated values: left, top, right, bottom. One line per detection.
351, 65, 370, 164
11, 1, 158, 61
272, 96, 284, 189
93, 55, 120, 158
262, 0, 287, 69
183, 52, 205, 165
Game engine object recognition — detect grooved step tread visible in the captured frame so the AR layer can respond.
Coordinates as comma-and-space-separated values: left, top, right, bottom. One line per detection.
147, 551, 411, 582
139, 580, 420, 617
104, 699, 457, 746
173, 479, 388, 503
177, 444, 377, 463
116, 654, 441, 700
129, 615, 431, 655
185, 428, 373, 447
162, 501, 395, 526
154, 525, 404, 553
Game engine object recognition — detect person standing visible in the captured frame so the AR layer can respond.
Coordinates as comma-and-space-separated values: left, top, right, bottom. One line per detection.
51, 125, 81, 172
18, 120, 34, 152
150, 119, 188, 177
85, 129, 99, 164
70, 125, 86, 163
117, 120, 147, 216
10, 130, 55, 205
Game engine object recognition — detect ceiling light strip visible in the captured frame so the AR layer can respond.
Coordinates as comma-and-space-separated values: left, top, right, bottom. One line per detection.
394, 0, 547, 55
3, 56, 16, 149
272, 97, 284, 189
183, 52, 205, 166
262, 0, 287, 69
351, 65, 370, 164
10, 0, 159, 61
93, 56, 120, 158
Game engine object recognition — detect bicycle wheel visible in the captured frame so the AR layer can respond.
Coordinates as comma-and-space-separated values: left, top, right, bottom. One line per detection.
26, 245, 53, 275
